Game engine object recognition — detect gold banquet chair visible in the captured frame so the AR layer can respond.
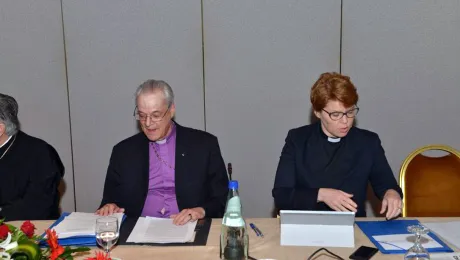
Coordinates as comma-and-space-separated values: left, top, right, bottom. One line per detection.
399, 145, 460, 217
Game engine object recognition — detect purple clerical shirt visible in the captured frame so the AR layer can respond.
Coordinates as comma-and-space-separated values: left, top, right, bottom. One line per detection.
141, 124, 180, 217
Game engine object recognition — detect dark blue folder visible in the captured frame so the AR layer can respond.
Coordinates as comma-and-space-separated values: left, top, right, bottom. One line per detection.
40, 212, 126, 247
356, 219, 453, 254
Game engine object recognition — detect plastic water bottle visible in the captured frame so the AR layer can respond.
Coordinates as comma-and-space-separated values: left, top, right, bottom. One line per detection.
220, 180, 249, 260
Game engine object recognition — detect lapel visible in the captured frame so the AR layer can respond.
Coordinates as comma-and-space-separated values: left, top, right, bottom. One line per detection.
138, 133, 150, 199
174, 123, 189, 209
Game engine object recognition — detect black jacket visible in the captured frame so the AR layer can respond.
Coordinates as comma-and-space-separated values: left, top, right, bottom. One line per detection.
100, 123, 229, 218
0, 131, 63, 221
273, 122, 403, 217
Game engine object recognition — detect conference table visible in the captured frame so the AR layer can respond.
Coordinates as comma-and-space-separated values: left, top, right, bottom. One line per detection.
8, 217, 460, 260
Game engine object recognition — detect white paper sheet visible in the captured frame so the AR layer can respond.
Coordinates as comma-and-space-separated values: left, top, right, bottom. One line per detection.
423, 222, 460, 250
372, 234, 443, 250
51, 212, 124, 238
126, 217, 197, 243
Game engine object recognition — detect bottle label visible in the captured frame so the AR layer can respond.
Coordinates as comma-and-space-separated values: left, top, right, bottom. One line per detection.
223, 213, 245, 227
223, 197, 245, 227
226, 196, 242, 213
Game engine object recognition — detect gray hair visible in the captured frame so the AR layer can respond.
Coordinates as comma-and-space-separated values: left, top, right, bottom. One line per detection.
0, 93, 19, 136
135, 80, 175, 107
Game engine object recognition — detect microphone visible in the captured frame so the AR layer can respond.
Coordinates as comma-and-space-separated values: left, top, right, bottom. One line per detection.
227, 163, 232, 180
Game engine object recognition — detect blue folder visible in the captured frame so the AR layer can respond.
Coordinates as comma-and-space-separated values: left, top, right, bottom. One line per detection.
40, 212, 126, 247
356, 219, 453, 254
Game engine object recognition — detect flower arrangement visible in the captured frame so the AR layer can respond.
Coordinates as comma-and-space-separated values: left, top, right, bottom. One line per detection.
0, 218, 111, 260
42, 229, 91, 260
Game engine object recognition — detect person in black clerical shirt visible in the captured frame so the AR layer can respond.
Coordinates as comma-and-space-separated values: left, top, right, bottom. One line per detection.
0, 93, 64, 221
272, 72, 403, 218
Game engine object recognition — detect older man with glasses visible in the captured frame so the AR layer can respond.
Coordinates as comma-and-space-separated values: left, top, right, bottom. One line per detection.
272, 72, 403, 219
96, 80, 228, 225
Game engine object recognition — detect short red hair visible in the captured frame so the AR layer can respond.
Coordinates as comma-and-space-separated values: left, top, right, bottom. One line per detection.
310, 72, 358, 111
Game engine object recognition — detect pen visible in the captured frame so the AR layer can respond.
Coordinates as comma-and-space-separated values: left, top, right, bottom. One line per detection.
251, 223, 264, 238
249, 223, 260, 236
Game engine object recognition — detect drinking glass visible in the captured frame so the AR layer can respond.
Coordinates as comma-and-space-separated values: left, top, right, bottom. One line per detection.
404, 225, 430, 260
96, 216, 119, 257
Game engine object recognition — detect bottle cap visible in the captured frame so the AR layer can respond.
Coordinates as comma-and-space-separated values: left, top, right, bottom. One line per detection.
228, 180, 239, 189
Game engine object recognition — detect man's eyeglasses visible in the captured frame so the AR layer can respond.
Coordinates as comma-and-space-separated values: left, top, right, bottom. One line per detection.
133, 105, 171, 122
322, 107, 359, 121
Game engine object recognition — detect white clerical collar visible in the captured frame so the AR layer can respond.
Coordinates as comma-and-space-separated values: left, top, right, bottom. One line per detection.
153, 122, 176, 145
155, 138, 167, 144
0, 135, 12, 148
327, 137, 341, 143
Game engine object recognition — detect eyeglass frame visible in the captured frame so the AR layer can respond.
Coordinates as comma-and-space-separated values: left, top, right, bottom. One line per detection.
322, 107, 359, 121
133, 104, 171, 122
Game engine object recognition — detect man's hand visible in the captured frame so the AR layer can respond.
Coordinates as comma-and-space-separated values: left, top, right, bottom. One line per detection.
318, 188, 358, 212
95, 203, 125, 216
380, 189, 402, 219
170, 207, 205, 226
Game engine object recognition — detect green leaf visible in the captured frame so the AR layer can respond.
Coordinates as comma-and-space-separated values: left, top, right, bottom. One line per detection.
59, 251, 72, 258
60, 246, 91, 255
32, 234, 43, 242
5, 224, 17, 232
69, 247, 91, 253
59, 247, 72, 257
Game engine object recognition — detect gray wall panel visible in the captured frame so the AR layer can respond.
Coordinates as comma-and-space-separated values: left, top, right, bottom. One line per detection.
63, 0, 204, 212
204, 0, 341, 217
343, 1, 460, 215
0, 0, 75, 212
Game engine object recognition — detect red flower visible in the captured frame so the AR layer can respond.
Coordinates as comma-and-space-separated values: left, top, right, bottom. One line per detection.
0, 225, 10, 239
45, 229, 65, 260
86, 251, 112, 260
20, 220, 35, 238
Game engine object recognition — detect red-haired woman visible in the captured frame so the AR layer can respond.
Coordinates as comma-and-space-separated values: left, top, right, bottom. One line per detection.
273, 72, 402, 218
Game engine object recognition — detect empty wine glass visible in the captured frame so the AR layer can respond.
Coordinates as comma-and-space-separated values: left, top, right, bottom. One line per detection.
96, 216, 119, 257
404, 225, 430, 260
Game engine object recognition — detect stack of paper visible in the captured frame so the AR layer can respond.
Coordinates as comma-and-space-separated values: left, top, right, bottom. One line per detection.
51, 212, 125, 239
126, 217, 197, 243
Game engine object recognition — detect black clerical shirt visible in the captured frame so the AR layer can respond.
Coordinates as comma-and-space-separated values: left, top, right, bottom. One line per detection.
0, 131, 63, 221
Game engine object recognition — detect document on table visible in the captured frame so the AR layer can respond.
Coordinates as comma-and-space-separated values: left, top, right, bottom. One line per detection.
51, 212, 125, 239
423, 222, 460, 249
372, 234, 443, 250
126, 217, 197, 243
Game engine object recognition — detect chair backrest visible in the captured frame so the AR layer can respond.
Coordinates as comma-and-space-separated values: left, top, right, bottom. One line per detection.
399, 145, 460, 217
